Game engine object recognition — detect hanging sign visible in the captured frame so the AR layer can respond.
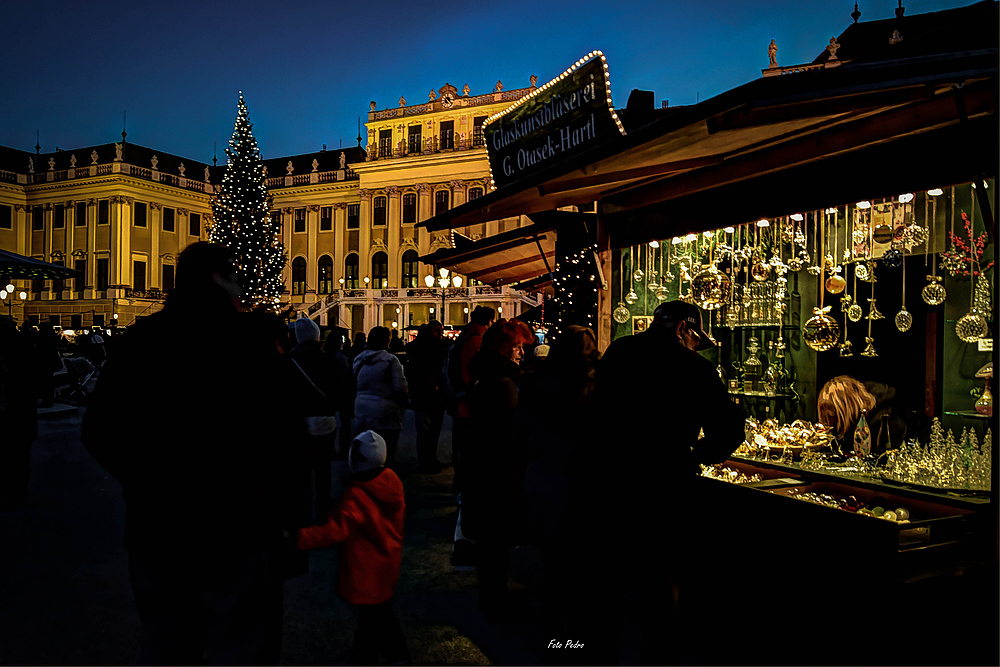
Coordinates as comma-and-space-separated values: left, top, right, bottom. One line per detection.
484, 51, 625, 190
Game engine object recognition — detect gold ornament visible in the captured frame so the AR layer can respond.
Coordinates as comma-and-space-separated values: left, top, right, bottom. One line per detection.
825, 271, 847, 294
861, 336, 878, 357
839, 340, 854, 357
867, 298, 884, 320
895, 307, 913, 332
847, 303, 863, 322
690, 265, 732, 310
956, 312, 988, 343
921, 275, 946, 305
751, 260, 770, 281
803, 306, 840, 352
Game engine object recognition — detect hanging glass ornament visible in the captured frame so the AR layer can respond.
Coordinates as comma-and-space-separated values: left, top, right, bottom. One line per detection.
975, 384, 993, 417
825, 267, 847, 294
903, 224, 928, 248
839, 339, 854, 357
664, 270, 676, 284
867, 298, 884, 320
690, 265, 732, 310
625, 288, 638, 305
632, 268, 644, 282
861, 336, 878, 358
956, 312, 988, 343
840, 293, 854, 312
855, 262, 870, 282
802, 306, 840, 352
847, 302, 863, 322
786, 257, 803, 272
881, 248, 903, 268
921, 275, 946, 305
655, 286, 670, 302
974, 276, 991, 314
613, 302, 631, 324
780, 221, 795, 244
895, 307, 913, 332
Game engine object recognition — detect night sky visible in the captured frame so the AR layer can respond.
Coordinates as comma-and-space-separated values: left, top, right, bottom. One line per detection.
0, 0, 975, 162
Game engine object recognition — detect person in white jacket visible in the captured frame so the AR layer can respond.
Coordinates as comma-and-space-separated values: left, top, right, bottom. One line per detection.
352, 326, 408, 466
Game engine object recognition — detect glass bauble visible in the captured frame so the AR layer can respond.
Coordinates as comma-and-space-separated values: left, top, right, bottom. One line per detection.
956, 312, 988, 343
803, 308, 840, 352
786, 257, 803, 272
903, 225, 928, 247
613, 303, 631, 324
633, 269, 644, 282
751, 261, 770, 282
625, 289, 639, 305
881, 248, 903, 268
847, 303, 863, 322
895, 308, 912, 332
690, 266, 732, 310
825, 274, 847, 294
921, 276, 946, 305
855, 263, 870, 282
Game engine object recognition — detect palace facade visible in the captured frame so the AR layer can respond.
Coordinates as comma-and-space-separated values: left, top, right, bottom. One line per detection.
0, 76, 542, 339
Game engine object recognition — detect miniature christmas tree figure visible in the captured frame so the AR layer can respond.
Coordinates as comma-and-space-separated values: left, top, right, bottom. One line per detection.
210, 92, 287, 311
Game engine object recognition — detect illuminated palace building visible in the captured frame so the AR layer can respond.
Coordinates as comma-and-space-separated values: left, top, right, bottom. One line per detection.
0, 77, 542, 336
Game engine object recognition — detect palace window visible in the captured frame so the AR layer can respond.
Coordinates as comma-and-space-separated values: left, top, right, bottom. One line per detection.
379, 129, 393, 158
402, 193, 417, 225
32, 205, 44, 230
318, 255, 334, 293
98, 200, 109, 225
0, 204, 11, 229
440, 120, 454, 150
74, 259, 86, 293
294, 207, 306, 233
407, 125, 422, 154
291, 257, 307, 295
320, 206, 332, 231
401, 250, 419, 288
53, 204, 65, 229
344, 253, 359, 289
52, 261, 65, 294
163, 264, 175, 292
75, 202, 87, 227
435, 190, 449, 217
134, 202, 147, 228
373, 196, 387, 226
189, 212, 202, 237
347, 204, 360, 230
96, 258, 109, 291
473, 116, 487, 147
133, 260, 147, 291
163, 207, 175, 232
468, 187, 484, 201
371, 252, 388, 289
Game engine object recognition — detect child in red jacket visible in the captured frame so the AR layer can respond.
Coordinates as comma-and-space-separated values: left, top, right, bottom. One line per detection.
296, 430, 410, 665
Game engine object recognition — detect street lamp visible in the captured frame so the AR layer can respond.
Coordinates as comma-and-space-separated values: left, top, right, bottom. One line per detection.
425, 268, 462, 325
0, 284, 27, 318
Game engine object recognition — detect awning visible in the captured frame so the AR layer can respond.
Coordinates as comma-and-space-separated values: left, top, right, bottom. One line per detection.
0, 249, 82, 280
419, 217, 560, 287
418, 37, 997, 246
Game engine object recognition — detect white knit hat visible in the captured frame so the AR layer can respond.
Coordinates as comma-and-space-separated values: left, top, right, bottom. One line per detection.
294, 318, 321, 343
349, 430, 387, 473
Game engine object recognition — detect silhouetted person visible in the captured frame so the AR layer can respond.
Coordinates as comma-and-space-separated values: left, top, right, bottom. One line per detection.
290, 318, 350, 522
347, 331, 367, 361
35, 321, 61, 407
352, 326, 408, 466
463, 318, 534, 622
388, 327, 404, 354
82, 242, 305, 665
404, 320, 447, 473
0, 317, 38, 510
592, 300, 744, 664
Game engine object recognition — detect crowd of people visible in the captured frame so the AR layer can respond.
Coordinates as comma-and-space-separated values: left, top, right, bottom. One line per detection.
5, 241, 756, 665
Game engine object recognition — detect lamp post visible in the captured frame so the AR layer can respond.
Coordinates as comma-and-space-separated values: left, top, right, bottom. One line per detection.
425, 268, 462, 325
0, 283, 27, 318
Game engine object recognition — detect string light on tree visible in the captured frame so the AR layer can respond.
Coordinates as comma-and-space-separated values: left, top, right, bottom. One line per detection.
209, 92, 287, 312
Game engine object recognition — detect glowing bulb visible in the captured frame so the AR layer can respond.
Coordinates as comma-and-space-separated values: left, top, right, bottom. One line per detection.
928, 188, 944, 196
649, 240, 659, 248
756, 219, 770, 227
790, 213, 804, 221
898, 193, 914, 203
856, 201, 871, 209
723, 226, 735, 234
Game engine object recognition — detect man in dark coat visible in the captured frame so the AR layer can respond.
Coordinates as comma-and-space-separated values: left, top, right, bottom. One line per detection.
584, 300, 745, 665
82, 242, 304, 665
404, 320, 447, 473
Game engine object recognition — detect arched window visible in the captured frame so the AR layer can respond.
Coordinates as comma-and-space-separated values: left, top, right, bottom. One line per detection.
435, 190, 449, 217
468, 187, 484, 201
318, 255, 334, 294
401, 250, 419, 288
344, 253, 359, 289
291, 256, 307, 295
371, 251, 389, 289
373, 196, 387, 226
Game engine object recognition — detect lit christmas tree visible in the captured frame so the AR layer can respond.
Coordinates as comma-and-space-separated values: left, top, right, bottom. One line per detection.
209, 92, 286, 311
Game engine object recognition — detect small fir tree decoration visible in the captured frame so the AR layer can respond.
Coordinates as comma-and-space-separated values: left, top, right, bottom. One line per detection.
210, 92, 287, 311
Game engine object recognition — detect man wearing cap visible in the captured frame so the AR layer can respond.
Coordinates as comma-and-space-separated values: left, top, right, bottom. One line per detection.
581, 300, 745, 664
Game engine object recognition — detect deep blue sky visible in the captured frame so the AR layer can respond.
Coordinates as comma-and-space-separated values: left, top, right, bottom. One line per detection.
0, 0, 975, 162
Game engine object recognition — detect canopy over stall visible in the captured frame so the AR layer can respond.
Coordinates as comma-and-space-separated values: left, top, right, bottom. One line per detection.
0, 249, 82, 280
420, 1, 997, 251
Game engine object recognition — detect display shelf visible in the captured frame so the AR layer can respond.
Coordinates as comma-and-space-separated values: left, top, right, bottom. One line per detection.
944, 410, 991, 419
728, 391, 795, 399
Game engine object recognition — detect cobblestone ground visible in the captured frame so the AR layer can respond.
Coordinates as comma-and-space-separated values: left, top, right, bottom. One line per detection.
0, 405, 547, 665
